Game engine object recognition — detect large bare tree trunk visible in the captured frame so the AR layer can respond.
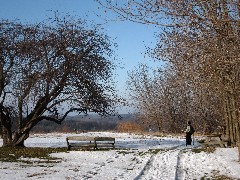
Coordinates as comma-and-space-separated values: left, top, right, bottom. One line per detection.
1, 130, 13, 147
224, 97, 230, 138
12, 131, 29, 147
0, 105, 30, 147
236, 117, 240, 161
230, 94, 238, 147
224, 95, 236, 147
0, 107, 13, 147
1, 126, 30, 147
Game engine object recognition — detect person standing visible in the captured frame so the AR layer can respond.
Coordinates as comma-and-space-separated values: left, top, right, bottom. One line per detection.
185, 121, 195, 146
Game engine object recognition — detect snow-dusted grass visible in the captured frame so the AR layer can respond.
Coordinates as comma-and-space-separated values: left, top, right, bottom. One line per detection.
0, 132, 239, 179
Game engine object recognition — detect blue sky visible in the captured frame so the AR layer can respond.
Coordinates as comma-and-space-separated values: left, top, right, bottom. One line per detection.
0, 0, 162, 113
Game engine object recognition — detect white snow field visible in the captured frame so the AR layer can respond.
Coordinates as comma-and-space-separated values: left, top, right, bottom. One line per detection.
0, 132, 240, 180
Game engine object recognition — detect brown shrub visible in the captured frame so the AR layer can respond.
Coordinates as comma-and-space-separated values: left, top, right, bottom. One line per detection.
117, 121, 144, 133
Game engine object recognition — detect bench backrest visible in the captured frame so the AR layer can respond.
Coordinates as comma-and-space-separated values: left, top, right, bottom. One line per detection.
94, 137, 115, 142
66, 136, 95, 141
220, 134, 229, 142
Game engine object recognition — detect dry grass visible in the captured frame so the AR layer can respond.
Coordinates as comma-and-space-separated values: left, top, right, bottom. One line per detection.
0, 147, 67, 163
117, 121, 145, 133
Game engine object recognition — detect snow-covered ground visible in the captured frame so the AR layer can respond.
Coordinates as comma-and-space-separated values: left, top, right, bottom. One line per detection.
0, 132, 239, 180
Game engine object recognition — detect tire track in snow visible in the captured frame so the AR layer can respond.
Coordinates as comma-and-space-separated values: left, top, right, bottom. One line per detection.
175, 147, 197, 180
134, 150, 158, 180
175, 149, 185, 180
135, 146, 194, 180
135, 145, 183, 180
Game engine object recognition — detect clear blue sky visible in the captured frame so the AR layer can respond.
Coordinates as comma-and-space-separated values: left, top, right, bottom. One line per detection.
0, 0, 162, 113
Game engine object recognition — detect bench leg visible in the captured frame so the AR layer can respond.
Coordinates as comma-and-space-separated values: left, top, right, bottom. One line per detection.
94, 142, 97, 150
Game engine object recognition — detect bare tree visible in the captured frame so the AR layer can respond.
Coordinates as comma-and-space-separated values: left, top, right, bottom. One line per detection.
127, 63, 221, 134
0, 16, 118, 147
98, 0, 240, 158
127, 64, 164, 131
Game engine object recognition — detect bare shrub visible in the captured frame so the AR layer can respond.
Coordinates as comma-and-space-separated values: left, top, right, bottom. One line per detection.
117, 121, 144, 133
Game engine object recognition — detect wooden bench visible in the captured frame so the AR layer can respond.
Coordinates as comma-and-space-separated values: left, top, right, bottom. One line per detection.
204, 134, 229, 148
66, 136, 115, 150
94, 137, 115, 150
66, 136, 95, 150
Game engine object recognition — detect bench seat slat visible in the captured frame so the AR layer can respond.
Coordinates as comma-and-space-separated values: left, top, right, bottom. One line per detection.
69, 143, 95, 147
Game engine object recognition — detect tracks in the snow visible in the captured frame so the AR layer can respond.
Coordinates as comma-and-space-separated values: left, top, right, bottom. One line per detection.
175, 148, 186, 180
135, 146, 194, 180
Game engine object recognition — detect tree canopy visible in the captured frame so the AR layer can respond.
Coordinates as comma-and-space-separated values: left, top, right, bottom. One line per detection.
0, 16, 118, 147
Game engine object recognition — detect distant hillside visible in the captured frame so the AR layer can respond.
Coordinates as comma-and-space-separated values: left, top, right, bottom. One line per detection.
65, 114, 134, 121
32, 114, 135, 133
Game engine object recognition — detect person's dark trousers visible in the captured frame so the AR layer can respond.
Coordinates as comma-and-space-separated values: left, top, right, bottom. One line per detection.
186, 133, 192, 146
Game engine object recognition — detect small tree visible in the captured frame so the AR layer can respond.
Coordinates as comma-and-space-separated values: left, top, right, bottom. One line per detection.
0, 17, 118, 147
